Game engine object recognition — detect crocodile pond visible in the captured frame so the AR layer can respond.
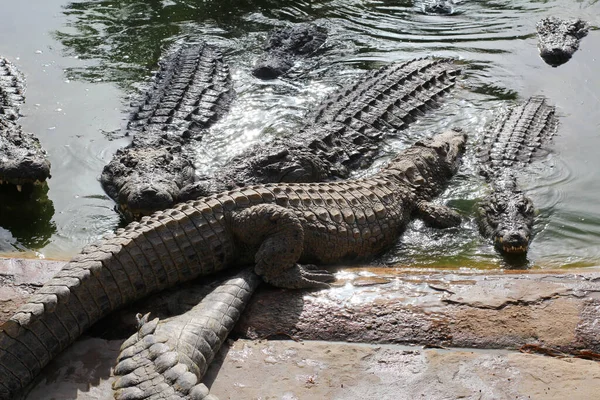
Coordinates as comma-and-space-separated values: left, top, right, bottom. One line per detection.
0, 0, 599, 398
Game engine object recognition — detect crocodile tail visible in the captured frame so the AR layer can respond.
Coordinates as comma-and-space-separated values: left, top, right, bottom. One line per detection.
0, 203, 229, 399
113, 269, 260, 400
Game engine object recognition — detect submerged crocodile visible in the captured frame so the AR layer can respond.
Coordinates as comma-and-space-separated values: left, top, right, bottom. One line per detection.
252, 23, 327, 79
476, 96, 558, 256
182, 58, 461, 199
536, 17, 589, 67
0, 129, 466, 399
0, 58, 51, 189
422, 0, 456, 15
100, 42, 234, 220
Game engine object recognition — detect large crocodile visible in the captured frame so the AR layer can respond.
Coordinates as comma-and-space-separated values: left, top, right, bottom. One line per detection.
182, 58, 461, 199
100, 42, 234, 220
536, 17, 589, 67
476, 96, 558, 256
0, 57, 51, 189
0, 129, 466, 399
252, 23, 327, 79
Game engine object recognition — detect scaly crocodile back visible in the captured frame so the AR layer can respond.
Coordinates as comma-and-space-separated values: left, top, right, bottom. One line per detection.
477, 95, 558, 181
200, 58, 461, 194
303, 58, 460, 174
309, 58, 459, 131
128, 42, 234, 140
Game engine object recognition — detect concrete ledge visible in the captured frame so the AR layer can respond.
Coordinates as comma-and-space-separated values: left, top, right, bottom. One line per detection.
2, 258, 599, 355
2, 257, 600, 399
235, 267, 600, 355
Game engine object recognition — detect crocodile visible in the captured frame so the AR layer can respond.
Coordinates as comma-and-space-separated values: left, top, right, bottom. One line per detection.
100, 42, 234, 220
422, 0, 456, 15
0, 129, 466, 399
0, 57, 51, 189
182, 58, 461, 199
536, 17, 589, 67
476, 96, 558, 256
252, 23, 327, 79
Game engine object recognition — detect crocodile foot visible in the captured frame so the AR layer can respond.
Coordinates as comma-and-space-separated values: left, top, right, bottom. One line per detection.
261, 263, 334, 289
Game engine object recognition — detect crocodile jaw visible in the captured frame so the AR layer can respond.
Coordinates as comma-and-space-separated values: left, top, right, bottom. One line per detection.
494, 236, 529, 255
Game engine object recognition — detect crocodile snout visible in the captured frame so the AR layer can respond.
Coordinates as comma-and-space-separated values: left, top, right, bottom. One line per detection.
120, 184, 177, 219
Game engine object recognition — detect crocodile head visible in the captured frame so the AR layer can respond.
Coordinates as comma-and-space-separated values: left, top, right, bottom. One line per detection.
225, 141, 329, 185
252, 53, 295, 79
536, 17, 589, 67
476, 179, 534, 256
385, 129, 466, 201
410, 128, 466, 175
252, 23, 327, 79
0, 119, 51, 189
423, 0, 455, 15
101, 143, 195, 220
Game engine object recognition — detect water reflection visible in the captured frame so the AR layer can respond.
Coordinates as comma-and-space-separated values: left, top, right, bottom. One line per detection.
0, 184, 56, 251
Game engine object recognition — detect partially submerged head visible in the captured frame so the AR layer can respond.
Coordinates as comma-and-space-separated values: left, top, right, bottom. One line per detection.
476, 177, 534, 256
423, 0, 455, 15
214, 140, 329, 187
537, 17, 589, 67
100, 144, 195, 220
0, 119, 51, 189
252, 23, 327, 79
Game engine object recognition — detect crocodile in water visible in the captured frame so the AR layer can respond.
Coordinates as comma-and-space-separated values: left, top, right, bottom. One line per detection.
536, 17, 589, 67
0, 57, 51, 189
476, 96, 558, 256
0, 129, 466, 399
100, 42, 234, 220
422, 0, 456, 15
252, 23, 327, 79
182, 58, 461, 199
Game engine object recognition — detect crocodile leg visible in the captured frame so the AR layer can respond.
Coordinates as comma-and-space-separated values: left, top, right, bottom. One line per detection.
416, 200, 461, 229
231, 203, 333, 289
113, 268, 260, 400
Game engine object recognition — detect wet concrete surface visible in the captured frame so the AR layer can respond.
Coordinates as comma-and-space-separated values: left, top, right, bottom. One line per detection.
2, 258, 599, 398
235, 267, 600, 355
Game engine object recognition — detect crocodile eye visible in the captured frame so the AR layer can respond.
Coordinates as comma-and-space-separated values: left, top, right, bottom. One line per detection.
489, 202, 506, 214
518, 201, 534, 214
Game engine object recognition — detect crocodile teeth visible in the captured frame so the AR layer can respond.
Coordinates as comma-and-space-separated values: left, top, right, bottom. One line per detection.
502, 245, 527, 254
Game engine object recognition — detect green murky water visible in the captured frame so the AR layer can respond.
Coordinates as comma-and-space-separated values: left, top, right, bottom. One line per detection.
0, 0, 599, 270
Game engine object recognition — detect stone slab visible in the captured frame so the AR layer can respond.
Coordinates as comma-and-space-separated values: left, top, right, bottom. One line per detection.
23, 338, 600, 400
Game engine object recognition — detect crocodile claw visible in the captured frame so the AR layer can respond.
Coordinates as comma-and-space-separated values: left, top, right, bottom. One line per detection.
263, 263, 334, 289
